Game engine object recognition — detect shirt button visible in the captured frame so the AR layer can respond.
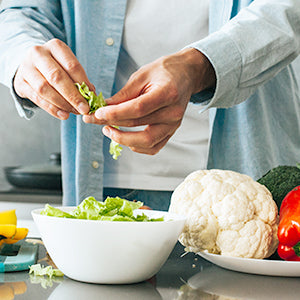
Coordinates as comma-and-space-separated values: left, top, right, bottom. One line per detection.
92, 161, 99, 169
105, 37, 114, 46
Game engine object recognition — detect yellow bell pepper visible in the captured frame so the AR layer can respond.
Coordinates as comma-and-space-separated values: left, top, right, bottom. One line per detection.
4, 228, 29, 244
0, 209, 28, 247
0, 209, 17, 225
0, 224, 17, 239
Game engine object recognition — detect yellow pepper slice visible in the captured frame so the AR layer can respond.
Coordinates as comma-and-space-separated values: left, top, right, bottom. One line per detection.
4, 228, 29, 244
0, 210, 29, 247
0, 224, 17, 239
0, 209, 17, 225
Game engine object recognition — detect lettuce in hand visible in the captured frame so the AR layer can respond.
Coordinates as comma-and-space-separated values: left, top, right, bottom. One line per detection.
75, 82, 106, 113
75, 82, 122, 160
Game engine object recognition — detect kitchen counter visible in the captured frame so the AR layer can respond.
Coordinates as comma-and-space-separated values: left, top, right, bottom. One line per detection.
1, 240, 300, 300
0, 187, 62, 221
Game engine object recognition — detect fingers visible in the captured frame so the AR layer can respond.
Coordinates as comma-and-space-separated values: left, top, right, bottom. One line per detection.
16, 64, 77, 113
105, 72, 144, 105
46, 39, 94, 91
15, 80, 70, 120
97, 66, 179, 122
13, 39, 92, 119
93, 87, 177, 125
31, 41, 90, 114
83, 104, 184, 127
102, 124, 177, 155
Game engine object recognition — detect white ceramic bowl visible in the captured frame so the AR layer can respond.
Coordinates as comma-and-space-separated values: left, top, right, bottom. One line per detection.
32, 208, 186, 284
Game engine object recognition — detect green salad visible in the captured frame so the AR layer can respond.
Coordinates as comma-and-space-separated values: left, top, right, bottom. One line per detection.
75, 82, 122, 160
40, 196, 164, 222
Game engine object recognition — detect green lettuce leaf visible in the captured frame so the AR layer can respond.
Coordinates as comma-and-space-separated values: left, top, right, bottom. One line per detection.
29, 264, 64, 279
40, 204, 75, 218
71, 196, 106, 219
75, 82, 123, 160
74, 82, 106, 113
109, 139, 123, 160
40, 196, 164, 222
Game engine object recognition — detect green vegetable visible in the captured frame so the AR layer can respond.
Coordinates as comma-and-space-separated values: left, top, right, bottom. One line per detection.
40, 205, 74, 218
257, 164, 300, 208
75, 82, 106, 113
40, 196, 164, 222
75, 82, 123, 160
109, 139, 123, 160
29, 264, 64, 278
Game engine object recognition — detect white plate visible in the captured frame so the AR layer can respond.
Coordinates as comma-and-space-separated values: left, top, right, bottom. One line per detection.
197, 251, 300, 277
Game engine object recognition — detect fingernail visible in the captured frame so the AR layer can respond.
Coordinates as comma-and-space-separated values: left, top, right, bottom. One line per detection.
102, 126, 110, 137
78, 102, 89, 114
82, 115, 91, 123
57, 110, 69, 119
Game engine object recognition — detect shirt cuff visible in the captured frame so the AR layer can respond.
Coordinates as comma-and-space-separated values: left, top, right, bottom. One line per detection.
187, 29, 243, 109
10, 76, 37, 120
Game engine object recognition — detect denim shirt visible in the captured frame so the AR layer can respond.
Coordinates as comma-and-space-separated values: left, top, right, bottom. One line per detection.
0, 0, 299, 205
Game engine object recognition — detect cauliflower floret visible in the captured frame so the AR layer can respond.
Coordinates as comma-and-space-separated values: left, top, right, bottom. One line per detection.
169, 169, 279, 259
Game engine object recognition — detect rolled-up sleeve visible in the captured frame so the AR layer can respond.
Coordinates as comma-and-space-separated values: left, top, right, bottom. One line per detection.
189, 0, 300, 109
0, 1, 66, 118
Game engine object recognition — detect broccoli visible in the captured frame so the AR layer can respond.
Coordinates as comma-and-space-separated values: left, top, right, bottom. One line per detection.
257, 164, 300, 209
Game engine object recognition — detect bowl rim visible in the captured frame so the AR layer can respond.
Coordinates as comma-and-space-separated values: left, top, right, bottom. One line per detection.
31, 206, 186, 224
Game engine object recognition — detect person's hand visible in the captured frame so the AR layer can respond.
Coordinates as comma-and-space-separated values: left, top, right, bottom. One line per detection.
13, 38, 92, 119
83, 48, 216, 154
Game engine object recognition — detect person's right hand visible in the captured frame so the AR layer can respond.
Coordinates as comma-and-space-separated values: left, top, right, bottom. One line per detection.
13, 38, 92, 120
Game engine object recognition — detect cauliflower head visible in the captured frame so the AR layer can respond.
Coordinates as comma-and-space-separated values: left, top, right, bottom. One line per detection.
169, 169, 279, 259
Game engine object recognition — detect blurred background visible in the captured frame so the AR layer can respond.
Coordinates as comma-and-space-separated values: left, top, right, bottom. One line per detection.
0, 83, 61, 225
0, 84, 60, 191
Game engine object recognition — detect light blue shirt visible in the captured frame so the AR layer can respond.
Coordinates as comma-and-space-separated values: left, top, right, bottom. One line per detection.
0, 0, 299, 206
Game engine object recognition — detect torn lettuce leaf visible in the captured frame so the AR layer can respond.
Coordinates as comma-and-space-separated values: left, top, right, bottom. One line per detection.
75, 82, 106, 113
75, 82, 123, 160
29, 264, 64, 279
109, 139, 123, 160
40, 196, 164, 222
40, 204, 75, 218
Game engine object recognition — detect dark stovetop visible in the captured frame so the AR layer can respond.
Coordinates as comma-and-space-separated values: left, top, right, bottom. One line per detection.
0, 187, 62, 204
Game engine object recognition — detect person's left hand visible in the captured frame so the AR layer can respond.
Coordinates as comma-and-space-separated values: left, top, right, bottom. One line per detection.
83, 48, 215, 155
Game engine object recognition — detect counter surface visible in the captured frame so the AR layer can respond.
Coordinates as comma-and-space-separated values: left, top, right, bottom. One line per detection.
1, 240, 300, 299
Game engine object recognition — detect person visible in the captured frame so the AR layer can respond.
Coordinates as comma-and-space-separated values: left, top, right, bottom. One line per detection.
0, 0, 299, 210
